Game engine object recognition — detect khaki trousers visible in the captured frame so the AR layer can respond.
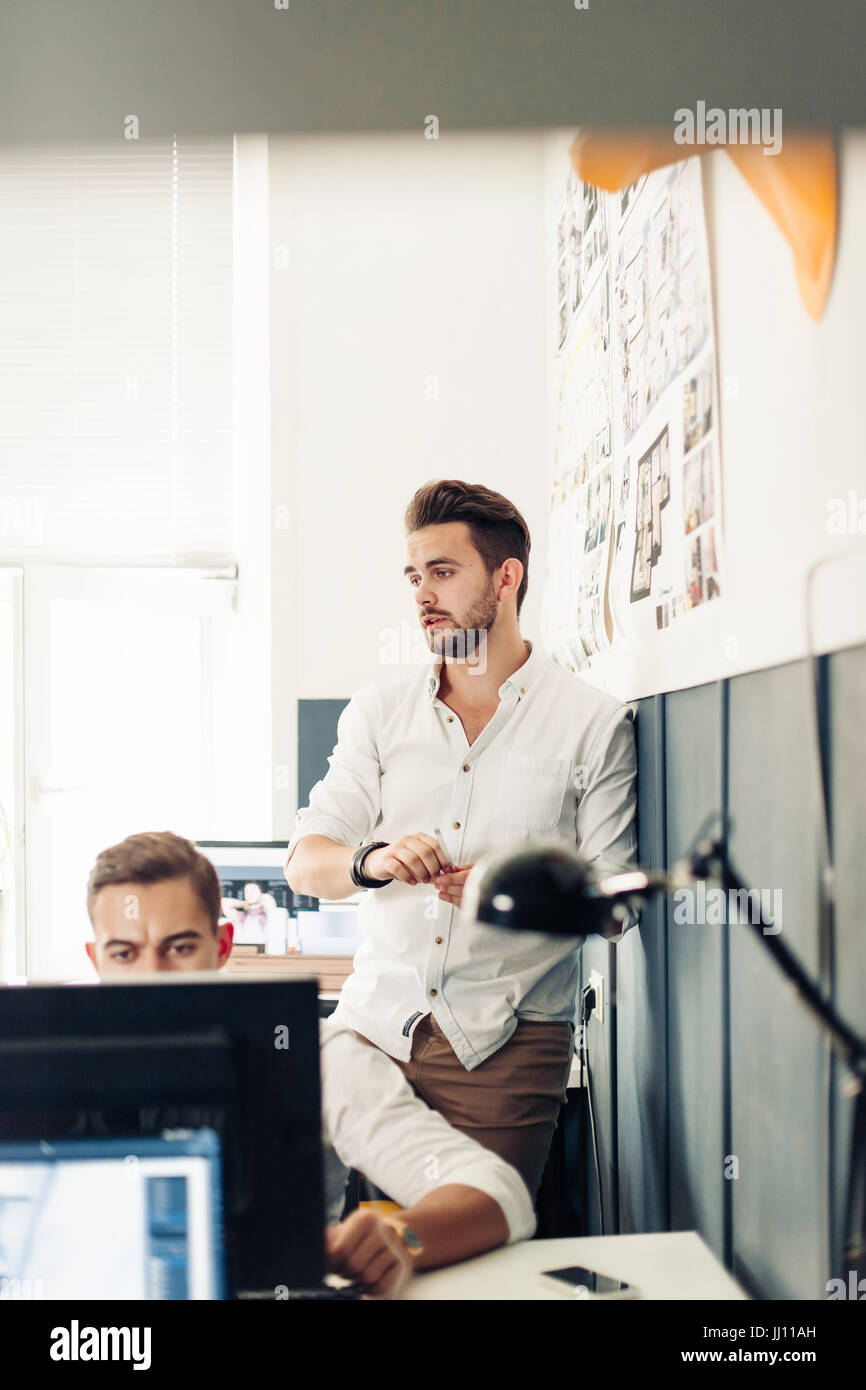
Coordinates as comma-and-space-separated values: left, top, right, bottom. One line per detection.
391, 1014, 574, 1201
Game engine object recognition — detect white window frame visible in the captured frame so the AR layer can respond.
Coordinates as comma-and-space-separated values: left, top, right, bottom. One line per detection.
0, 133, 273, 983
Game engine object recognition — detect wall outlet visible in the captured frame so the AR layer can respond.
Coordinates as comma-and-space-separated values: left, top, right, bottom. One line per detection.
589, 969, 604, 1023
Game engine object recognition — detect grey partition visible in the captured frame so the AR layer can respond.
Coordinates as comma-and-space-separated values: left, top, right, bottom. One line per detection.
617, 694, 669, 1233
580, 933, 618, 1235
828, 645, 866, 1282
665, 682, 726, 1258
727, 660, 828, 1299
298, 698, 350, 809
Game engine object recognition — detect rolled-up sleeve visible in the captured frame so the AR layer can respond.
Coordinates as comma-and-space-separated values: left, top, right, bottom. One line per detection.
576, 701, 639, 938
285, 686, 383, 869
319, 1018, 536, 1244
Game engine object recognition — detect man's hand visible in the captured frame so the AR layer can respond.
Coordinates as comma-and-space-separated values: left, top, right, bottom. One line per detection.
431, 865, 475, 910
365, 834, 452, 887
326, 1209, 414, 1298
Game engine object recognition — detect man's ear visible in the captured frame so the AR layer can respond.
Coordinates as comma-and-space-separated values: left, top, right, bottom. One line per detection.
217, 919, 234, 963
499, 557, 524, 604
85, 941, 98, 974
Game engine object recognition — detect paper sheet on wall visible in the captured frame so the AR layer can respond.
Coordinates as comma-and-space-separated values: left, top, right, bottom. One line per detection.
542, 157, 725, 687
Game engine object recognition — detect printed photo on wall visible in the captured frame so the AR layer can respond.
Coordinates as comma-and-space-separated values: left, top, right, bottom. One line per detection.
684, 524, 722, 608
683, 364, 713, 454
630, 426, 670, 602
683, 441, 716, 535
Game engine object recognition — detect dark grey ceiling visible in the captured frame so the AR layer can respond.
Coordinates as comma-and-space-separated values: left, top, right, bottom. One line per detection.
0, 0, 863, 140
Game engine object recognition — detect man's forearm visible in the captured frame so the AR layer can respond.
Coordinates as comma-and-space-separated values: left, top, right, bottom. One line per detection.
392, 1184, 510, 1272
286, 835, 361, 900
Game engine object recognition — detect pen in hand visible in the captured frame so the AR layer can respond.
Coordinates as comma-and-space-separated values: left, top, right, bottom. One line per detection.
432, 826, 455, 874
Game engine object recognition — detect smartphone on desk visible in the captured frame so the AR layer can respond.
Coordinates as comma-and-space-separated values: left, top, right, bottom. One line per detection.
538, 1265, 638, 1300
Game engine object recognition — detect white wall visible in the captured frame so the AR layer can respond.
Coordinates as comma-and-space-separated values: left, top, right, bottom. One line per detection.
705, 131, 866, 672
543, 130, 866, 702
269, 132, 549, 836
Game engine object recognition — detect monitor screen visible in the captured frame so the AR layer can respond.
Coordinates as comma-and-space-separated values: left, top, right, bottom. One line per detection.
0, 1130, 224, 1301
0, 976, 324, 1297
197, 839, 362, 952
198, 841, 296, 948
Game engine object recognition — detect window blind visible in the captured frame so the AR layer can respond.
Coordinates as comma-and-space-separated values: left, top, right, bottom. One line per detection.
0, 137, 235, 565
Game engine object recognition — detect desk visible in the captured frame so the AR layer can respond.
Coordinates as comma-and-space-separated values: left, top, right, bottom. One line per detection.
222, 949, 353, 995
397, 1231, 747, 1301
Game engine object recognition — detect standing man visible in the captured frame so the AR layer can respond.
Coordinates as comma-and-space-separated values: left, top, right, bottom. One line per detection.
286, 479, 638, 1200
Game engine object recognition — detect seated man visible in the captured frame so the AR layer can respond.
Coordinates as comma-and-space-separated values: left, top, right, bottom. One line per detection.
85, 831, 535, 1296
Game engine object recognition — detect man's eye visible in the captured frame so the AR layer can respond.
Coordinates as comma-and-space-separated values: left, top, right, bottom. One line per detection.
110, 950, 133, 963
170, 943, 196, 956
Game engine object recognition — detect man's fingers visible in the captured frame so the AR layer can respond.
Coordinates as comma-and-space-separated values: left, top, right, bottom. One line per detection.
367, 1257, 410, 1299
328, 1223, 384, 1276
335, 1231, 385, 1281
380, 836, 459, 886
412, 833, 453, 874
327, 1209, 376, 1260
355, 1245, 401, 1291
382, 854, 418, 885
327, 1213, 410, 1292
389, 845, 441, 884
434, 867, 472, 891
400, 848, 436, 883
435, 865, 474, 905
386, 851, 430, 886
405, 836, 449, 879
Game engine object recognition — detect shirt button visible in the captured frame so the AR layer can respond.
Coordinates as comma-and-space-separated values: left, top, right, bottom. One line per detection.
434, 936, 443, 945
429, 988, 438, 997
452, 821, 460, 830
462, 764, 470, 773
519, 686, 525, 694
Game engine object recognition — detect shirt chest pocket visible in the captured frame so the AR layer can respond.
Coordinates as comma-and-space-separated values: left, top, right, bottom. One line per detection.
498, 751, 572, 833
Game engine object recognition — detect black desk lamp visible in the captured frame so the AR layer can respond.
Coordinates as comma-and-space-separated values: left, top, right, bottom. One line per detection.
462, 830, 866, 1286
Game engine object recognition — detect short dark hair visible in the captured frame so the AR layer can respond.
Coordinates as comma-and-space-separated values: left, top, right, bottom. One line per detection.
87, 831, 222, 932
404, 479, 531, 617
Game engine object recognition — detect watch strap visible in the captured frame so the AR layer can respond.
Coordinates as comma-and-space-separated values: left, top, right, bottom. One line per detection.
350, 842, 392, 889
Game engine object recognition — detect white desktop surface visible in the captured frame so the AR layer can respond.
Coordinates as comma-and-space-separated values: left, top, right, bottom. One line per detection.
397, 1231, 747, 1301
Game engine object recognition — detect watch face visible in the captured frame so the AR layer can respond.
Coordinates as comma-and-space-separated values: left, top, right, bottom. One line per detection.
386, 1218, 422, 1256
401, 1226, 423, 1253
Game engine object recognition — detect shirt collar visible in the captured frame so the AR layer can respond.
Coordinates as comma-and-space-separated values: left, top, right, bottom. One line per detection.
426, 638, 541, 702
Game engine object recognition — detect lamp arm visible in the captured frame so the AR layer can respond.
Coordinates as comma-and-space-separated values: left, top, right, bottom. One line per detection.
591, 842, 866, 1074
691, 838, 866, 1280
588, 837, 866, 1280
690, 839, 866, 1077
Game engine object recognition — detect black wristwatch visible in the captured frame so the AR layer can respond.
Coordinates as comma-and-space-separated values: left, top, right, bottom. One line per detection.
349, 842, 393, 889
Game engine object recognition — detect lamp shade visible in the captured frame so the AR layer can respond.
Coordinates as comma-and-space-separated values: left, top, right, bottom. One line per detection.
462, 841, 610, 940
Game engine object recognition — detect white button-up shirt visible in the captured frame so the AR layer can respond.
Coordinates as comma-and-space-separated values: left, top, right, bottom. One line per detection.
286, 639, 638, 1071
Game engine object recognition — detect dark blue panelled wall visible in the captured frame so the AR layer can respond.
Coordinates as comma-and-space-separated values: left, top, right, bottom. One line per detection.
584, 641, 866, 1299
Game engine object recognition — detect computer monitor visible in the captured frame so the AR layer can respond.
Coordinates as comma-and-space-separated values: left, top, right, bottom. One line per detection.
198, 839, 318, 950
0, 1130, 224, 1300
0, 975, 324, 1299
198, 839, 362, 955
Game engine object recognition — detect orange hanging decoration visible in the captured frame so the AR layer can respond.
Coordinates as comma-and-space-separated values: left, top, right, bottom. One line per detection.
570, 128, 838, 322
